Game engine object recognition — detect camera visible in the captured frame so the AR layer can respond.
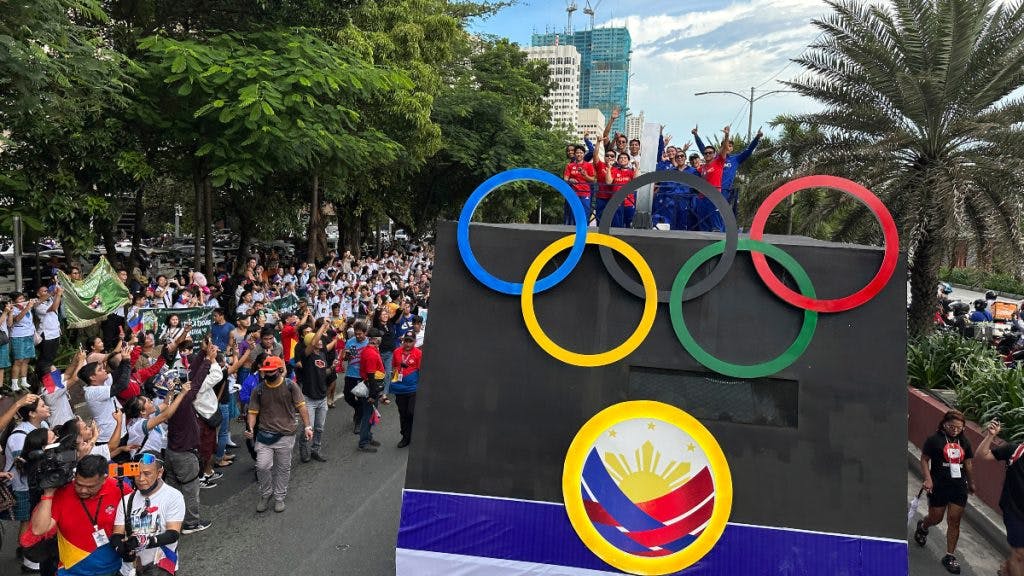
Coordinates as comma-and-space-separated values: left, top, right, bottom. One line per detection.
108, 462, 141, 478
24, 442, 78, 491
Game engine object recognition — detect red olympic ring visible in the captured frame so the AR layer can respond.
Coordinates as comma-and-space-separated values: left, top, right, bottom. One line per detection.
748, 175, 899, 313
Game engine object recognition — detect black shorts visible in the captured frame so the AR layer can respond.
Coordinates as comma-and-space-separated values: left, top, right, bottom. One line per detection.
928, 483, 968, 508
1005, 510, 1024, 548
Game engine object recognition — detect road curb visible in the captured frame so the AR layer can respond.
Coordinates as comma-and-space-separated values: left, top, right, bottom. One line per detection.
948, 282, 1024, 302
908, 442, 1010, 559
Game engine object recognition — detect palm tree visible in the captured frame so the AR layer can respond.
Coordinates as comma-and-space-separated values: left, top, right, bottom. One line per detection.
782, 0, 1024, 337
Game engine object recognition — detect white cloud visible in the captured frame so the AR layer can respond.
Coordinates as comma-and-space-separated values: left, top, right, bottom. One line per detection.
601, 0, 829, 137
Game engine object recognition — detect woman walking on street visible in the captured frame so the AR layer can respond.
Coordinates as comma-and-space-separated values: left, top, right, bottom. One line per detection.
915, 409, 975, 574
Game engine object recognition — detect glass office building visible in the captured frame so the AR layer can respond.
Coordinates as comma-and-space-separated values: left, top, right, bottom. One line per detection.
532, 27, 632, 136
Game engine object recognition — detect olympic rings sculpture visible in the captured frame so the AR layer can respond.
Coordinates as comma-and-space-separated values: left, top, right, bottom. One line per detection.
456, 169, 900, 376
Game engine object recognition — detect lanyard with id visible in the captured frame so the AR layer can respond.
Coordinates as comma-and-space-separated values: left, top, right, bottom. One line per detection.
943, 436, 966, 479
79, 495, 109, 547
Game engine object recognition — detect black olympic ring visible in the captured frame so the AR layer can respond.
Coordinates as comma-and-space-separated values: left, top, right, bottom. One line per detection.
597, 170, 739, 303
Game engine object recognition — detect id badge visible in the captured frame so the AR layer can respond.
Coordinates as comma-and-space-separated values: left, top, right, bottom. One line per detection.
950, 463, 962, 479
395, 370, 403, 382
92, 527, 109, 547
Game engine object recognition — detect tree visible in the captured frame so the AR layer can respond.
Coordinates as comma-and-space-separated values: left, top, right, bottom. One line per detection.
404, 36, 570, 232
784, 0, 1024, 337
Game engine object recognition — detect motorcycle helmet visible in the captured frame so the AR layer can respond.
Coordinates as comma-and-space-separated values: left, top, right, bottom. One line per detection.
986, 290, 997, 300
940, 282, 954, 295
952, 301, 970, 316
974, 299, 988, 311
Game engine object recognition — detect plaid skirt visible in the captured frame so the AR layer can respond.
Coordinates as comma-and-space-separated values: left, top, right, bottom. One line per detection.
11, 336, 35, 360
0, 342, 10, 368
11, 489, 32, 521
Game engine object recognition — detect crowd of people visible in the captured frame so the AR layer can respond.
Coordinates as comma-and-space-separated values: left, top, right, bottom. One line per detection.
0, 244, 431, 575
562, 106, 762, 232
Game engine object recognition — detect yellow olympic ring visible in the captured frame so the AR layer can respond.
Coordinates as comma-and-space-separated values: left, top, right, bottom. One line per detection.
521, 233, 657, 367
562, 401, 733, 575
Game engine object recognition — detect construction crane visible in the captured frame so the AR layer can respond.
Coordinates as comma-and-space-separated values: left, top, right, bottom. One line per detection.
583, 0, 604, 30
566, 0, 578, 34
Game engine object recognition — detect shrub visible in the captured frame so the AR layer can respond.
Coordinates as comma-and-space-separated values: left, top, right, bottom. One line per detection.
907, 331, 994, 390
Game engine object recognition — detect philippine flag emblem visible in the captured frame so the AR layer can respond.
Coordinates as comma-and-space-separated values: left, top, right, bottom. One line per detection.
563, 401, 733, 575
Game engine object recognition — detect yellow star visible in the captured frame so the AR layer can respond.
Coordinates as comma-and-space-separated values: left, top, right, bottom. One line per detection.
647, 422, 656, 430
608, 430, 617, 438
687, 443, 696, 452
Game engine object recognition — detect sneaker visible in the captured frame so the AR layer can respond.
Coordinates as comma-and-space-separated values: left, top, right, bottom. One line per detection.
226, 440, 239, 448
21, 558, 40, 573
358, 445, 378, 453
913, 520, 928, 547
181, 521, 212, 534
200, 478, 218, 489
368, 439, 380, 447
311, 452, 327, 462
205, 471, 224, 481
274, 500, 286, 513
941, 554, 961, 574
256, 496, 270, 513
397, 438, 410, 448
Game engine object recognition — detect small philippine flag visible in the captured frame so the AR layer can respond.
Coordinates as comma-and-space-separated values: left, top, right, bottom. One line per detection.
128, 314, 143, 334
41, 368, 64, 394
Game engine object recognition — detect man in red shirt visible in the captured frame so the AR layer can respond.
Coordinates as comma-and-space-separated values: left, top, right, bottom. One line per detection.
695, 125, 730, 232
609, 151, 636, 228
563, 144, 596, 225
357, 329, 386, 453
29, 455, 127, 576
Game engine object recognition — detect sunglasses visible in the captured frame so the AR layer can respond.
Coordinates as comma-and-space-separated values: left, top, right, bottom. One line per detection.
139, 453, 163, 466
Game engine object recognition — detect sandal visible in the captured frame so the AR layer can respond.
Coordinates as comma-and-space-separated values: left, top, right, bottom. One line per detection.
941, 554, 961, 574
214, 459, 234, 468
914, 520, 928, 547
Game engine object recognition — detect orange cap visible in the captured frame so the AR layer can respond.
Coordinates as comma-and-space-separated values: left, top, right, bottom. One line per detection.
259, 356, 286, 372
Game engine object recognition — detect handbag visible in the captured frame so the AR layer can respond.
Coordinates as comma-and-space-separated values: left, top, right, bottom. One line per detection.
197, 408, 223, 429
0, 481, 15, 514
351, 381, 369, 398
0, 330, 9, 347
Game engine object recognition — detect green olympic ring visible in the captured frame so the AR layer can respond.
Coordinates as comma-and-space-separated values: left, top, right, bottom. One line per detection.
669, 238, 818, 378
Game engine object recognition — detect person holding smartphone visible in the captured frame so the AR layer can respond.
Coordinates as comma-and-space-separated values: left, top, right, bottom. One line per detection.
976, 420, 1024, 576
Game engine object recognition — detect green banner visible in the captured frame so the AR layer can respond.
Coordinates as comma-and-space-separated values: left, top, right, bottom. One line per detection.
266, 294, 299, 315
57, 256, 131, 329
140, 306, 213, 342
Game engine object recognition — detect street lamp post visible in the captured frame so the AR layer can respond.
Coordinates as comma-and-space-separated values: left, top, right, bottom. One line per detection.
693, 87, 797, 141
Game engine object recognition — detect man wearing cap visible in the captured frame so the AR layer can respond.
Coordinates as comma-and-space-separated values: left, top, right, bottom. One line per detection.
297, 321, 340, 463
357, 329, 386, 453
392, 334, 422, 448
246, 356, 313, 512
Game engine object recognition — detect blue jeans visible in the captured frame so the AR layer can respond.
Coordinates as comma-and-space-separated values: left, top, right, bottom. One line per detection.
595, 197, 623, 228
381, 351, 394, 396
358, 398, 376, 448
215, 403, 231, 459
564, 195, 591, 225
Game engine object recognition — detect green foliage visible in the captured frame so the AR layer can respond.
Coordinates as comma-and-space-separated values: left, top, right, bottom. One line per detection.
782, 0, 1024, 338
908, 331, 994, 390
954, 354, 1024, 442
941, 267, 1024, 296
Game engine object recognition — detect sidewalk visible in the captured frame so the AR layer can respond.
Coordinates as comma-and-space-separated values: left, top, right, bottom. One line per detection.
909, 443, 1005, 575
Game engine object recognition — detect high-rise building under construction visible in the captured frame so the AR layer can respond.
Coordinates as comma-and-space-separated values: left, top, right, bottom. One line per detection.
532, 27, 632, 136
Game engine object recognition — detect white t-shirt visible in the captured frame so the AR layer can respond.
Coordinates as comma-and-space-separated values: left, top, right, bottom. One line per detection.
85, 384, 121, 442
34, 299, 61, 340
127, 418, 166, 458
43, 383, 75, 428
5, 421, 46, 491
10, 303, 35, 338
115, 482, 186, 571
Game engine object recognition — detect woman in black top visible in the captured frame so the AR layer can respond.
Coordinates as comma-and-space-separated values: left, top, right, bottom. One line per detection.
915, 409, 975, 574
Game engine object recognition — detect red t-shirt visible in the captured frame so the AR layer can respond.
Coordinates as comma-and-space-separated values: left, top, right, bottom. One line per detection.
701, 155, 727, 189
594, 161, 615, 199
359, 345, 385, 381
563, 162, 595, 196
51, 478, 127, 571
610, 165, 636, 206
281, 324, 297, 362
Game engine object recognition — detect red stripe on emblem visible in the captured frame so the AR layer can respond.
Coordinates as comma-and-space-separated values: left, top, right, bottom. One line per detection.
635, 467, 715, 523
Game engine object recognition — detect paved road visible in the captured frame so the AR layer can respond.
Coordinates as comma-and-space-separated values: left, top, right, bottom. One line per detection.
1, 398, 408, 576
1, 400, 1008, 576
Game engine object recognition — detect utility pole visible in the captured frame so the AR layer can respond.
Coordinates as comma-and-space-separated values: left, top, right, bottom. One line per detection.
694, 87, 797, 141
13, 215, 23, 291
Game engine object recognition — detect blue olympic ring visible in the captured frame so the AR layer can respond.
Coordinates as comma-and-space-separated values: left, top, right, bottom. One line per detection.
457, 168, 588, 295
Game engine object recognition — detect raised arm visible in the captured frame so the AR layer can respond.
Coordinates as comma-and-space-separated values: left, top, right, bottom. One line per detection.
718, 126, 731, 160
736, 128, 763, 164
146, 382, 193, 430
602, 106, 620, 143
692, 125, 705, 152
46, 287, 63, 313
975, 420, 1002, 461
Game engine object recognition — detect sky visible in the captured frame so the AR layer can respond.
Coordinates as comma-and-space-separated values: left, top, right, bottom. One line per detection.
470, 0, 830, 140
